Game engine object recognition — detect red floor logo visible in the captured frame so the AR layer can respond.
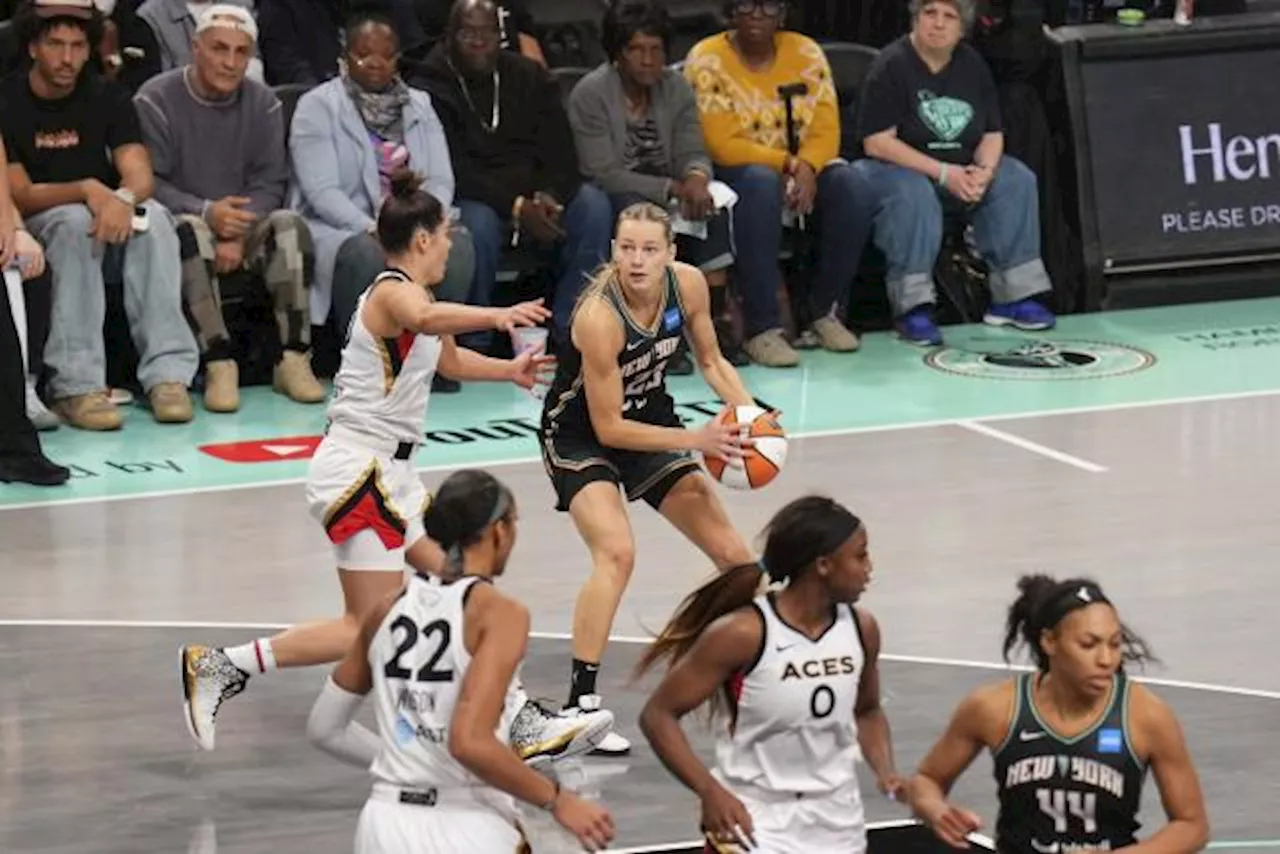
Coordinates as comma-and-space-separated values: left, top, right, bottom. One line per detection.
198, 435, 323, 463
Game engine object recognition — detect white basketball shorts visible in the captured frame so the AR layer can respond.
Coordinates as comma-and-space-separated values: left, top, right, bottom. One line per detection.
704, 783, 866, 854
305, 429, 429, 572
355, 791, 527, 854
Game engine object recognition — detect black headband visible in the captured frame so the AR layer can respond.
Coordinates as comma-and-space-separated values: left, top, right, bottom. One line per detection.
763, 512, 861, 584
443, 488, 510, 567
1035, 582, 1110, 631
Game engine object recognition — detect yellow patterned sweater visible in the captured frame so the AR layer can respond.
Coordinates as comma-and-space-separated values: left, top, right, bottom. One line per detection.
683, 31, 840, 173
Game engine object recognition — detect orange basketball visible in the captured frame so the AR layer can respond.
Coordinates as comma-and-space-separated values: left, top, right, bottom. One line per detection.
702, 405, 788, 491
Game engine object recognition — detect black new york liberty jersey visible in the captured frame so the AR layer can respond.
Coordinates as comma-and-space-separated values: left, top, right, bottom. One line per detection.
542, 267, 686, 440
992, 672, 1147, 854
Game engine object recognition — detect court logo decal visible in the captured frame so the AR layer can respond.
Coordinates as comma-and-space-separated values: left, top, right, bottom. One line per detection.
925, 338, 1156, 381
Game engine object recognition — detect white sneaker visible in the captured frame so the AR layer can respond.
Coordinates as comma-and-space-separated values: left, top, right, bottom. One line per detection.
180, 645, 249, 751
510, 696, 614, 770
567, 694, 632, 756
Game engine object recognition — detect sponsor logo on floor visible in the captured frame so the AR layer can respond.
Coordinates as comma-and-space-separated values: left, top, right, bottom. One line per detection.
925, 337, 1156, 380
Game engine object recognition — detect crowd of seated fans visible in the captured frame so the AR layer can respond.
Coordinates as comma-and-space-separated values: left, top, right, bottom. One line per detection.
0, 0, 1062, 487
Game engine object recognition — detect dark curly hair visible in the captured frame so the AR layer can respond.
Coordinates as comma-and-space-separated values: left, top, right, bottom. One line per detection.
602, 0, 671, 62
13, 0, 106, 58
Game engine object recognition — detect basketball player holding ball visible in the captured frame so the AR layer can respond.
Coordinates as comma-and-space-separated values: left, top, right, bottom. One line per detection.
540, 202, 773, 754
636, 495, 904, 853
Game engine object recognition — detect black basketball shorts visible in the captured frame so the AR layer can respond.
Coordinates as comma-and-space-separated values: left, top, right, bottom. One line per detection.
539, 428, 702, 513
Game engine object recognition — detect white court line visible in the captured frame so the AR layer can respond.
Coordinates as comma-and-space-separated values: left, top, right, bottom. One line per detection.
1, 620, 1277, 702
4, 386, 1280, 512
607, 820, 994, 854
956, 420, 1108, 473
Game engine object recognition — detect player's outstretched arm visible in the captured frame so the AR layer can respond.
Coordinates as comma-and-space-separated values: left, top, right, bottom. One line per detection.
305, 587, 399, 767
909, 686, 999, 848
449, 585, 615, 852
852, 608, 905, 800
675, 263, 753, 407
377, 280, 550, 338
1126, 685, 1210, 854
639, 610, 762, 848
578, 298, 743, 459
436, 333, 554, 388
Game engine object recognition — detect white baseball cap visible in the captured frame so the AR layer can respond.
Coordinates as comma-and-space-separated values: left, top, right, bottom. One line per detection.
195, 4, 259, 42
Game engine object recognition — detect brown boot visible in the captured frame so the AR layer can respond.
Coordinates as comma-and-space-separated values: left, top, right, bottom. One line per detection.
810, 316, 860, 353
202, 359, 240, 413
743, 328, 800, 368
52, 391, 123, 431
273, 350, 326, 404
149, 383, 194, 424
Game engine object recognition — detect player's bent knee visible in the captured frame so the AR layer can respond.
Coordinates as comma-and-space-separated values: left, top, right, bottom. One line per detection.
589, 539, 636, 588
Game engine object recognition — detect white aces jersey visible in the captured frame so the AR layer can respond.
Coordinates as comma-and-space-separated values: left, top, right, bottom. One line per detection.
326, 269, 443, 446
713, 594, 868, 797
367, 575, 522, 796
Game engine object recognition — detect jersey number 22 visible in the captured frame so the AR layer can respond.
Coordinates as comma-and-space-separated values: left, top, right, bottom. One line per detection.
383, 616, 454, 683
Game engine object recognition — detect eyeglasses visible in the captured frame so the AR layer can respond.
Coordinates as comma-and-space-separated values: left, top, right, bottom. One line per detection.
732, 0, 784, 16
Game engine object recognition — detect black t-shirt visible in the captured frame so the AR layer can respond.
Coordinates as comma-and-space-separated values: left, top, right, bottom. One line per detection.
856, 35, 1002, 166
414, 0, 533, 53
0, 71, 142, 187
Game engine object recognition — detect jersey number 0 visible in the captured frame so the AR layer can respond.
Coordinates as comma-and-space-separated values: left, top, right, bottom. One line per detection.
383, 615, 455, 683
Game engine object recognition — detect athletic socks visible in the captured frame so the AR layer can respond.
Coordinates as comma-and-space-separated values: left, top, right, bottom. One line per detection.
223, 639, 278, 675
568, 658, 599, 708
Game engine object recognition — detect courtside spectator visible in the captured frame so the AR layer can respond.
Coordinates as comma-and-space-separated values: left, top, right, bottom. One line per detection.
1, 0, 198, 430
415, 0, 611, 349
569, 0, 744, 369
0, 134, 67, 483
1, 275, 67, 485
289, 6, 474, 392
257, 0, 425, 86
0, 135, 56, 432
854, 0, 1055, 346
683, 0, 866, 368
411, 0, 545, 65
135, 0, 263, 80
135, 4, 324, 414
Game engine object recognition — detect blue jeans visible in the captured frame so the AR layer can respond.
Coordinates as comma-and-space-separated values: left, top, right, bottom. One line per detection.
717, 162, 871, 337
26, 200, 198, 399
851, 156, 1052, 316
458, 184, 612, 343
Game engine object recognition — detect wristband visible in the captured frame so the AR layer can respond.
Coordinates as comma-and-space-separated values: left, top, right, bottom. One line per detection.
937, 163, 949, 186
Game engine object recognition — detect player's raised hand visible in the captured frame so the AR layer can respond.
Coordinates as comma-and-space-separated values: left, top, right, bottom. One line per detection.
495, 298, 552, 333
552, 790, 616, 852
922, 800, 983, 848
700, 781, 757, 849
508, 350, 557, 390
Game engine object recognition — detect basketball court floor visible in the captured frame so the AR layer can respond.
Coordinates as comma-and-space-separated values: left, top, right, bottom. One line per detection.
3, 297, 1280, 852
